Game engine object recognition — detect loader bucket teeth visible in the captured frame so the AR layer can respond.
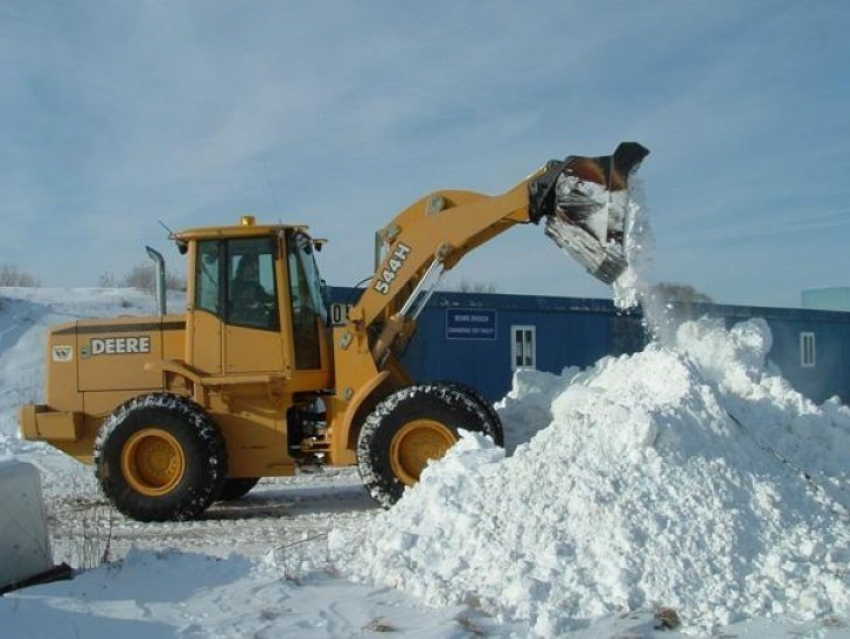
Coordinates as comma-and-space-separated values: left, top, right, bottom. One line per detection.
530, 142, 649, 284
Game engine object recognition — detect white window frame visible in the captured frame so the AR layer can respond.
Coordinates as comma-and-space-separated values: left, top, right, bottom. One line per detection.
511, 325, 536, 371
800, 332, 816, 368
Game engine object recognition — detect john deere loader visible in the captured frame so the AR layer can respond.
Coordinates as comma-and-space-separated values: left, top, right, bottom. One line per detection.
20, 142, 649, 521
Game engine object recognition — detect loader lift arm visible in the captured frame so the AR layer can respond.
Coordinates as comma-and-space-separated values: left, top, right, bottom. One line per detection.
327, 142, 648, 468
355, 141, 650, 364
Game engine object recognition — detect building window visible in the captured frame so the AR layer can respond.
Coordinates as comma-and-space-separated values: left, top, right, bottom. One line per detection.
511, 325, 536, 370
800, 332, 816, 368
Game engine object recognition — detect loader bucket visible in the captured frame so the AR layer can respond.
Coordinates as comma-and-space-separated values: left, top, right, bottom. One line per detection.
529, 142, 649, 284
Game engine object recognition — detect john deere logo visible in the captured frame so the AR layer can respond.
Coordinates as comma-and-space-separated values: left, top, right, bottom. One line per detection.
84, 336, 152, 357
52, 346, 73, 362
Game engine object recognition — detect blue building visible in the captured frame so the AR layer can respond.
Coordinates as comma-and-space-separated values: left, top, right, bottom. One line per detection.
330, 288, 850, 405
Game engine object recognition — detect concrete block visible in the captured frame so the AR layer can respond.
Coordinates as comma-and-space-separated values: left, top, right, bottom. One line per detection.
0, 459, 54, 591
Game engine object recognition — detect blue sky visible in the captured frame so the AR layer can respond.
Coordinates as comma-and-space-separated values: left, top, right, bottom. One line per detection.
2, 1, 848, 307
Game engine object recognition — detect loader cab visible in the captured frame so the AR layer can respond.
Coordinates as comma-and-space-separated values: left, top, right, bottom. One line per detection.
182, 221, 330, 385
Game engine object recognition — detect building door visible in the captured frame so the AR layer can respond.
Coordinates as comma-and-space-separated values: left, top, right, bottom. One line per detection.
511, 325, 536, 370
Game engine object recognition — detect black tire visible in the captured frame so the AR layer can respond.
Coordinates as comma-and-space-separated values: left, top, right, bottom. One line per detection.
434, 381, 504, 446
94, 393, 228, 522
216, 477, 260, 502
357, 383, 502, 509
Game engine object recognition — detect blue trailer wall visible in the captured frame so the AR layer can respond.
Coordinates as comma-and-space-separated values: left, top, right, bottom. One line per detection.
403, 293, 640, 403
329, 288, 642, 403
682, 302, 850, 404
329, 288, 849, 405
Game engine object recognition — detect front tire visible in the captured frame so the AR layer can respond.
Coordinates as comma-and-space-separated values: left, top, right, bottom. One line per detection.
357, 383, 502, 508
94, 393, 228, 522
436, 381, 504, 446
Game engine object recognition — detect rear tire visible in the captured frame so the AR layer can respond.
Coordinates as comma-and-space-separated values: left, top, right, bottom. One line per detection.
216, 477, 260, 502
94, 393, 228, 522
357, 383, 502, 508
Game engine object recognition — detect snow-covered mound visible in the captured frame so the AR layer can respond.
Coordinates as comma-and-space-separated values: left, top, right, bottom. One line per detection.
331, 318, 850, 636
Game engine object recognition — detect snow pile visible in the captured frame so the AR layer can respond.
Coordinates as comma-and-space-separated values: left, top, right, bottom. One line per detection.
495, 366, 578, 454
331, 317, 850, 635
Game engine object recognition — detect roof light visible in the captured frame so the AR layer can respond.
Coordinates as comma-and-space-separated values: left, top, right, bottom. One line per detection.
240, 215, 256, 226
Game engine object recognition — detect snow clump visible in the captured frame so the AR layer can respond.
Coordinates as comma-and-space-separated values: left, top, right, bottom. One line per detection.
331, 317, 850, 636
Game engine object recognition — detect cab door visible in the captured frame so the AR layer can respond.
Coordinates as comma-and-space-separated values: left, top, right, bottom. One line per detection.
223, 237, 285, 374
189, 236, 286, 375
189, 235, 292, 477
190, 240, 223, 374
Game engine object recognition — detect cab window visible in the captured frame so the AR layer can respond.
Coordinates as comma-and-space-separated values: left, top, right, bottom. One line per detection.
195, 241, 221, 315
228, 237, 279, 331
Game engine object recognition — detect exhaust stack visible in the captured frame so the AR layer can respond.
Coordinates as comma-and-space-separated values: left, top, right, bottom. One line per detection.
145, 245, 167, 316
529, 142, 649, 284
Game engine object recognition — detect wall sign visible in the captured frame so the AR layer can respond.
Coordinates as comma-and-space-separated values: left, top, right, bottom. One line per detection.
446, 308, 497, 340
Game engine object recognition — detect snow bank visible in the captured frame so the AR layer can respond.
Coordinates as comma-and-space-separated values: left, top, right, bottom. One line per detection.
331, 317, 850, 635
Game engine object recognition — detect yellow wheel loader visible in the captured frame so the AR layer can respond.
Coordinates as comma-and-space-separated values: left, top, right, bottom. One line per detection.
20, 143, 648, 521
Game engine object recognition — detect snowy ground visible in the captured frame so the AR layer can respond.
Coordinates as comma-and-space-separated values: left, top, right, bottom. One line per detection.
0, 285, 848, 638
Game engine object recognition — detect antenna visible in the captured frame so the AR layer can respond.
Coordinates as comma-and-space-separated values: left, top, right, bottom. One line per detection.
158, 219, 176, 238
159, 219, 188, 254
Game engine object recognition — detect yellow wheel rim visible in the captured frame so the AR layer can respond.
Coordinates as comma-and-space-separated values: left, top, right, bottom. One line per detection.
121, 428, 186, 496
389, 420, 456, 486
